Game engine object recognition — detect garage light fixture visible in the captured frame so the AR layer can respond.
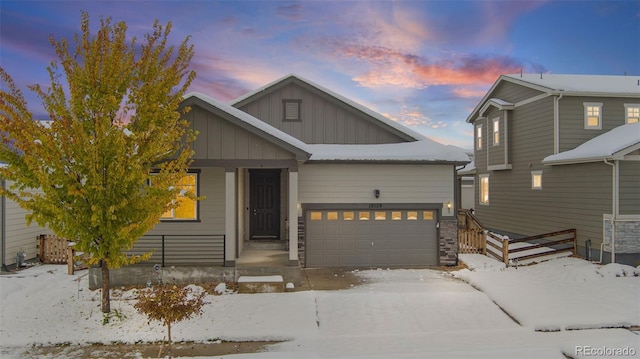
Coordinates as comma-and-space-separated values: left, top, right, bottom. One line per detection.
374, 189, 380, 198
447, 201, 452, 213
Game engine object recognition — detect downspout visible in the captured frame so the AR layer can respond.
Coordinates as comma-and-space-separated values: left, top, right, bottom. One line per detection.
455, 163, 468, 210
553, 93, 564, 154
603, 159, 617, 263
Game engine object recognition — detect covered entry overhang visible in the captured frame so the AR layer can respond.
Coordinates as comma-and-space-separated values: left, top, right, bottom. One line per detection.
182, 93, 310, 267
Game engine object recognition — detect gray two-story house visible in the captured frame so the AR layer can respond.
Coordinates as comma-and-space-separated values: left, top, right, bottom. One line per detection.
467, 74, 640, 265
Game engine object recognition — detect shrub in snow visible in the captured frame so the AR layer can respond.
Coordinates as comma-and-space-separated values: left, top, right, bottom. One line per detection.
597, 263, 640, 277
214, 282, 227, 294
134, 284, 208, 358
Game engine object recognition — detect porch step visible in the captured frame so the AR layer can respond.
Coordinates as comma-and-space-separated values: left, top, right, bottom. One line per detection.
238, 275, 284, 293
243, 241, 286, 250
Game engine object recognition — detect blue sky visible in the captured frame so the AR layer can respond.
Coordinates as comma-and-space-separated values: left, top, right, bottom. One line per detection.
1, 1, 638, 149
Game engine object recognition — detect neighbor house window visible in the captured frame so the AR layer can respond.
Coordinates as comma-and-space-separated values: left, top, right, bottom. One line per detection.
476, 125, 483, 150
161, 173, 198, 220
492, 118, 500, 145
584, 103, 602, 129
283, 99, 302, 121
625, 104, 639, 123
531, 171, 543, 190
479, 174, 489, 205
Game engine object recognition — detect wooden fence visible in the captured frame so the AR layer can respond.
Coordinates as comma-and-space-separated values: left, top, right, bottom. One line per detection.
38, 234, 88, 274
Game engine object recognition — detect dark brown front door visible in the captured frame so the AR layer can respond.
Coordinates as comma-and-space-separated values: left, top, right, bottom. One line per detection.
250, 169, 281, 239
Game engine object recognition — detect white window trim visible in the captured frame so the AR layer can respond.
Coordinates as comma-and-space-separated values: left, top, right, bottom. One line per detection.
624, 103, 640, 124
492, 117, 500, 146
583, 102, 602, 129
476, 124, 483, 150
479, 174, 489, 205
531, 170, 543, 190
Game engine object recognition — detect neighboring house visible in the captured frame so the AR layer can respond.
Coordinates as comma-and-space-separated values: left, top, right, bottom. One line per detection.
1, 177, 51, 270
146, 74, 470, 268
457, 153, 475, 210
466, 74, 640, 265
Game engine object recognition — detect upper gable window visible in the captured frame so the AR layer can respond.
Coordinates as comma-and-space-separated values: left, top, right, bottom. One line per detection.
476, 124, 483, 150
492, 118, 500, 145
625, 104, 639, 124
583, 103, 602, 129
283, 99, 302, 121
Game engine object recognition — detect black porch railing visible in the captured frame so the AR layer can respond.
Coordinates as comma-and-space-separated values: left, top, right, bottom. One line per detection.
126, 234, 225, 267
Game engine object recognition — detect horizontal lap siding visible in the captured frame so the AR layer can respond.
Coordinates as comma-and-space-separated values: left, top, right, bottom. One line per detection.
559, 97, 630, 152
491, 81, 544, 103
3, 182, 51, 265
126, 235, 225, 266
620, 161, 640, 215
299, 164, 453, 207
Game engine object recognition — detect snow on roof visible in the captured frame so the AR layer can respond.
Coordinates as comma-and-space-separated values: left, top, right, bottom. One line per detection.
307, 140, 470, 163
457, 160, 475, 175
503, 74, 640, 95
230, 74, 427, 141
187, 91, 469, 164
543, 122, 640, 165
184, 92, 310, 155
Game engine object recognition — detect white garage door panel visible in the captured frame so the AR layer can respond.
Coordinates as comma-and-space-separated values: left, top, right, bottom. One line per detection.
306, 209, 438, 267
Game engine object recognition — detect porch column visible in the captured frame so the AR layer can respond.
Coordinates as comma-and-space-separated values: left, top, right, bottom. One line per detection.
225, 168, 236, 267
288, 168, 299, 265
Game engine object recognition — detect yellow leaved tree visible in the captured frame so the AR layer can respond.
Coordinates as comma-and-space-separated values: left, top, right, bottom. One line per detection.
0, 12, 196, 313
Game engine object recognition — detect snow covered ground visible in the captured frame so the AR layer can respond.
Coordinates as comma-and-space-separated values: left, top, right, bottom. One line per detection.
0, 255, 638, 358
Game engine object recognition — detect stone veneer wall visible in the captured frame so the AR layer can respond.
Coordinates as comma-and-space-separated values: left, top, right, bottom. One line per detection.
439, 218, 458, 266
603, 217, 640, 254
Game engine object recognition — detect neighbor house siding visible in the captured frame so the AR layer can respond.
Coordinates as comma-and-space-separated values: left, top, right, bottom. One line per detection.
558, 97, 631, 152
299, 163, 454, 214
485, 107, 507, 167
237, 82, 406, 145
620, 161, 640, 215
2, 182, 51, 265
491, 81, 545, 103
478, 162, 612, 248
187, 105, 296, 161
147, 167, 226, 236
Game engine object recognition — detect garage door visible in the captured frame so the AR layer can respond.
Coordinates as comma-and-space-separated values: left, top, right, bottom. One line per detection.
305, 209, 438, 267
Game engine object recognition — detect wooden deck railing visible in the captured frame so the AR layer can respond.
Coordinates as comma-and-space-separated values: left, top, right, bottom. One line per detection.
457, 211, 577, 266
458, 209, 486, 254
486, 229, 577, 266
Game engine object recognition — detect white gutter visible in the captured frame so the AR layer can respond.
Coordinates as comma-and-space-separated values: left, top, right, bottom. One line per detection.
603, 159, 617, 263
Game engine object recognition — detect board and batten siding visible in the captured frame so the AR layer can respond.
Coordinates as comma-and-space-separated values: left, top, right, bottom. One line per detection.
238, 82, 406, 145
558, 97, 632, 152
298, 163, 454, 214
2, 181, 52, 266
187, 105, 296, 161
146, 167, 226, 236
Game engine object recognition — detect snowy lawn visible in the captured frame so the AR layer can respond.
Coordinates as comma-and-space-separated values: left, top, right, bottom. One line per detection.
0, 256, 638, 358
454, 254, 640, 331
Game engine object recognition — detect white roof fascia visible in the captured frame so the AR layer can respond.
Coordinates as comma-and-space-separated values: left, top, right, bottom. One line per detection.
542, 123, 640, 165
184, 92, 310, 157
230, 74, 426, 141
479, 98, 514, 117
467, 74, 640, 123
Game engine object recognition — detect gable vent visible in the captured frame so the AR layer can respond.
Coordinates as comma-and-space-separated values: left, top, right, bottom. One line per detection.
283, 100, 301, 121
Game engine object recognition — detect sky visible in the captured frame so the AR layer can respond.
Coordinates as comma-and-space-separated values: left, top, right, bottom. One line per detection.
1, 1, 639, 149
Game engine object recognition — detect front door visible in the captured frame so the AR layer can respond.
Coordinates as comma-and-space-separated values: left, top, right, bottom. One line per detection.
250, 169, 281, 239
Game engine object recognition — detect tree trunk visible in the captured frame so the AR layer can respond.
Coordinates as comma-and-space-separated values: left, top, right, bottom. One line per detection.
167, 322, 172, 359
101, 261, 111, 313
